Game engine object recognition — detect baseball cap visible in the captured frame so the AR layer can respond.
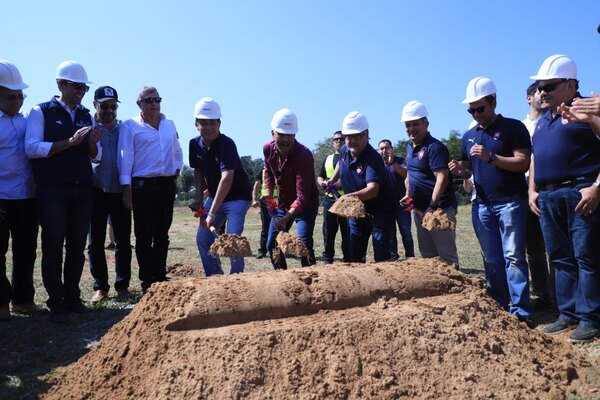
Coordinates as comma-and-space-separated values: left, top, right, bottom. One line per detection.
94, 86, 120, 103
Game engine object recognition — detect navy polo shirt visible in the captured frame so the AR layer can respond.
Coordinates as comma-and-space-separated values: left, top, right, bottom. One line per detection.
189, 133, 252, 201
461, 115, 530, 204
406, 133, 456, 212
339, 143, 393, 214
532, 110, 600, 186
385, 155, 407, 201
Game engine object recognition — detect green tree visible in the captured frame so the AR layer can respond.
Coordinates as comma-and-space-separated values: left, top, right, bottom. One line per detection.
240, 155, 264, 181
441, 129, 463, 161
394, 139, 411, 158
177, 165, 195, 193
312, 137, 335, 179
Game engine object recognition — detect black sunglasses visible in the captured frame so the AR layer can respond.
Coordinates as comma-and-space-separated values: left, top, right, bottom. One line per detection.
141, 97, 162, 104
467, 105, 487, 115
4, 93, 26, 101
62, 80, 90, 92
537, 79, 568, 93
100, 104, 118, 111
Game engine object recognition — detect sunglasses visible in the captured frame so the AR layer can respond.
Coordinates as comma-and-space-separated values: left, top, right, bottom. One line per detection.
62, 80, 90, 92
333, 137, 344, 142
537, 79, 568, 93
467, 105, 487, 115
100, 104, 118, 111
4, 93, 26, 101
141, 97, 162, 104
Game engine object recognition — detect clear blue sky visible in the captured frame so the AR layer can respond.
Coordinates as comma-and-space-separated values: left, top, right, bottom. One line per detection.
4, 1, 599, 162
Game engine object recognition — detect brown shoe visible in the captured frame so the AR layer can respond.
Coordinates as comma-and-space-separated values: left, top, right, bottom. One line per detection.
0, 304, 10, 321
11, 302, 45, 315
116, 288, 132, 300
90, 290, 107, 304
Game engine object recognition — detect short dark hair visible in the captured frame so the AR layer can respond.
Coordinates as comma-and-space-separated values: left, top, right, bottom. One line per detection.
333, 130, 342, 137
484, 94, 496, 105
378, 139, 393, 147
526, 82, 538, 96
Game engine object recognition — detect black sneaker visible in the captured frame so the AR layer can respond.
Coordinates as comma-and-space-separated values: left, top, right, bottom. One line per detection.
543, 317, 576, 335
255, 252, 265, 259
516, 314, 535, 329
65, 299, 90, 314
569, 325, 600, 344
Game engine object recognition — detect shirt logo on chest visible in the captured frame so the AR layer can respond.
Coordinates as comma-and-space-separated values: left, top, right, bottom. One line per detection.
493, 131, 501, 140
561, 118, 569, 125
56, 120, 63, 125
418, 149, 425, 160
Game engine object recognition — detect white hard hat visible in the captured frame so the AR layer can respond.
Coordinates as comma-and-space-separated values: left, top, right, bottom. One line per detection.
0, 60, 29, 90
271, 108, 298, 134
193, 97, 221, 119
462, 76, 496, 104
342, 111, 369, 135
56, 60, 92, 84
401, 100, 429, 122
530, 54, 577, 80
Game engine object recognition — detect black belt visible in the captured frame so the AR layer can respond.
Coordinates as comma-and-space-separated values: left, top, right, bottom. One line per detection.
537, 176, 595, 192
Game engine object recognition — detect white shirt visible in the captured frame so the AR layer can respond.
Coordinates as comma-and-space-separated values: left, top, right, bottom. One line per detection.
118, 113, 183, 185
522, 113, 538, 138
0, 110, 35, 199
25, 99, 101, 160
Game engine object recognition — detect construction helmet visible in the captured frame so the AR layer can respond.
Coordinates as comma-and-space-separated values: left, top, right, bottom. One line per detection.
462, 76, 496, 104
271, 108, 298, 134
193, 97, 221, 119
0, 60, 28, 90
401, 100, 429, 122
530, 54, 577, 80
342, 111, 369, 135
56, 60, 92, 84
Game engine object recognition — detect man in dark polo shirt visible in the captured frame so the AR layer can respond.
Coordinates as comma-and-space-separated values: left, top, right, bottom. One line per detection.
403, 101, 458, 266
263, 108, 319, 269
528, 55, 600, 343
449, 77, 531, 322
333, 111, 393, 263
25, 60, 102, 322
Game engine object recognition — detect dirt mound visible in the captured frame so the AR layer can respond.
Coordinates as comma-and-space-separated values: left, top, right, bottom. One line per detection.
422, 208, 456, 231
166, 262, 199, 279
329, 195, 366, 218
43, 259, 587, 400
209, 234, 252, 257
276, 231, 309, 257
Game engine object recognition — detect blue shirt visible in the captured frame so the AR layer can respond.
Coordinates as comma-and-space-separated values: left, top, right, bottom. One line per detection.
406, 133, 456, 212
0, 110, 35, 199
339, 143, 393, 214
92, 121, 122, 193
461, 115, 530, 204
385, 155, 407, 201
189, 133, 252, 202
532, 110, 600, 186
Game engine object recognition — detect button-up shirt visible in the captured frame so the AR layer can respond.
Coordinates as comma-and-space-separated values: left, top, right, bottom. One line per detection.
118, 113, 183, 185
0, 110, 35, 199
92, 121, 123, 193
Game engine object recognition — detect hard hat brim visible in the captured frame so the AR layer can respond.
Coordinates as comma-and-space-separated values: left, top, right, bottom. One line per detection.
194, 113, 221, 120
271, 127, 297, 135
529, 74, 576, 80
462, 95, 488, 104
2, 82, 29, 90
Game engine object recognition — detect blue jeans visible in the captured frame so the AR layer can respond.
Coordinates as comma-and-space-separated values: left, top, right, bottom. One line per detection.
390, 205, 414, 259
196, 198, 250, 276
348, 210, 392, 263
472, 199, 531, 316
267, 207, 317, 269
538, 186, 600, 328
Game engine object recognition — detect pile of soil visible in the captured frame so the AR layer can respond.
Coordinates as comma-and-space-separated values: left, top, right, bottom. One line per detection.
422, 208, 456, 231
209, 234, 252, 257
43, 259, 587, 399
276, 231, 309, 257
166, 263, 200, 279
329, 195, 366, 218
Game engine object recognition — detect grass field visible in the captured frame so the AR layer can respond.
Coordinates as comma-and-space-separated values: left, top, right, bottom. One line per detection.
1, 206, 599, 399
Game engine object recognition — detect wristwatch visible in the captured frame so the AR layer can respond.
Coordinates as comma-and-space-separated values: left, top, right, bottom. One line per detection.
592, 180, 600, 189
487, 153, 497, 163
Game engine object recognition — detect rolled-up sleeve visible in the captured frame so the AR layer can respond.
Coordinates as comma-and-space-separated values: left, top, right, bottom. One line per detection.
25, 106, 53, 158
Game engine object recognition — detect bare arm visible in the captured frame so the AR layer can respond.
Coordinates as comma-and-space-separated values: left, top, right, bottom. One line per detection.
430, 169, 450, 207
469, 145, 530, 173
343, 182, 379, 202
528, 155, 541, 216
205, 169, 235, 228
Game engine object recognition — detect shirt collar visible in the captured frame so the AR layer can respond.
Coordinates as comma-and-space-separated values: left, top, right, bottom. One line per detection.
0, 109, 23, 118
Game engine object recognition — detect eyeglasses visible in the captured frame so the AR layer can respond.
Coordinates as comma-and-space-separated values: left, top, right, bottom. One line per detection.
344, 133, 366, 141
537, 79, 568, 93
100, 104, 118, 111
333, 137, 344, 142
4, 93, 26, 101
467, 105, 487, 115
141, 97, 162, 104
62, 80, 90, 92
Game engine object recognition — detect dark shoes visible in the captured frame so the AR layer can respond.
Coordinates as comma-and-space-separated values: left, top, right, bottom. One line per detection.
256, 251, 265, 259
65, 299, 90, 314
116, 288, 132, 300
91, 290, 107, 304
543, 317, 577, 335
11, 302, 46, 315
516, 314, 534, 329
105, 242, 116, 250
569, 325, 600, 344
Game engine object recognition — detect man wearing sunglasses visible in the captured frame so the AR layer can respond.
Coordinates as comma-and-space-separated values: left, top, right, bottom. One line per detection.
87, 86, 132, 304
118, 86, 182, 294
528, 55, 600, 343
25, 60, 102, 323
449, 77, 532, 324
0, 61, 40, 321
316, 131, 350, 264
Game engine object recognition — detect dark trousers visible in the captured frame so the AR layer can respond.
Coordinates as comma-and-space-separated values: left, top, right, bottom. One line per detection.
390, 205, 415, 259
525, 209, 554, 301
37, 184, 92, 308
258, 202, 271, 255
132, 177, 176, 291
0, 199, 38, 306
88, 188, 132, 293
321, 197, 350, 263
348, 210, 393, 263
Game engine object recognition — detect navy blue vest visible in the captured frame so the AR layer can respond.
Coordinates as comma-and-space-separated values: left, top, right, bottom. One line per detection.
32, 97, 93, 185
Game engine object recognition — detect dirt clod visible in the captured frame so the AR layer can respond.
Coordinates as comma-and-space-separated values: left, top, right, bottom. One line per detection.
422, 208, 456, 231
209, 234, 252, 257
276, 231, 309, 257
329, 195, 367, 218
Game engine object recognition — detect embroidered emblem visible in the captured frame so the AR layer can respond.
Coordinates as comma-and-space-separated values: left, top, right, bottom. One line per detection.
493, 132, 501, 140
468, 138, 475, 143
418, 149, 425, 160
561, 118, 568, 125
104, 87, 115, 97
56, 120, 62, 125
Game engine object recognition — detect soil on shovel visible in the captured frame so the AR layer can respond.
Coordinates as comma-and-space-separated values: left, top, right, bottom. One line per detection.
422, 208, 456, 231
42, 259, 590, 400
209, 234, 252, 257
329, 195, 367, 218
276, 231, 309, 257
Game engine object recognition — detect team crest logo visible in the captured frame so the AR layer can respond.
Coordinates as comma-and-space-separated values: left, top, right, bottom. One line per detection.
561, 118, 569, 125
493, 131, 501, 140
103, 87, 115, 97
355, 164, 363, 174
418, 149, 425, 160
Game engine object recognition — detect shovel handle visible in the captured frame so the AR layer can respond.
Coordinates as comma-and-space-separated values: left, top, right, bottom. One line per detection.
209, 226, 220, 238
